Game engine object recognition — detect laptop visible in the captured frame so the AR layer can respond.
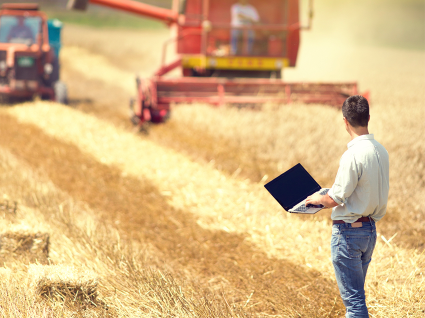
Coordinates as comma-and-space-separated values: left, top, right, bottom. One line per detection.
264, 163, 330, 214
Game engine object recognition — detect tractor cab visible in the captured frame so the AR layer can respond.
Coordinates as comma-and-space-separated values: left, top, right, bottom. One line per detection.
0, 14, 40, 46
0, 4, 48, 60
0, 3, 66, 103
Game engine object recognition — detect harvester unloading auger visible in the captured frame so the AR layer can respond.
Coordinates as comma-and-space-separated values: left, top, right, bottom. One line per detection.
68, 0, 367, 127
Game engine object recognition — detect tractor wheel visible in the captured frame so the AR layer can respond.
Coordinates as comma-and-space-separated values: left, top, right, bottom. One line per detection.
54, 81, 68, 104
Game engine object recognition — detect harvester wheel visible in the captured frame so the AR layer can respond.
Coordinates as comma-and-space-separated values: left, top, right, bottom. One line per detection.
54, 81, 68, 104
129, 98, 141, 126
137, 122, 150, 135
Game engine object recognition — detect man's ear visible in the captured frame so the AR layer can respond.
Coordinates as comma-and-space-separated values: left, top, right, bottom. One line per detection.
343, 117, 350, 132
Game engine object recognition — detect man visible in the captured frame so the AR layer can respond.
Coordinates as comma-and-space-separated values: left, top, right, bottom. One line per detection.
306, 95, 389, 317
230, 0, 259, 55
7, 16, 34, 43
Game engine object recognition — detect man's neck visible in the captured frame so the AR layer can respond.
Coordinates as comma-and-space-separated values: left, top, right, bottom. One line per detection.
349, 126, 369, 140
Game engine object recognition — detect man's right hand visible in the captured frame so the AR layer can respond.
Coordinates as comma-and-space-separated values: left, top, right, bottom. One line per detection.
306, 193, 338, 209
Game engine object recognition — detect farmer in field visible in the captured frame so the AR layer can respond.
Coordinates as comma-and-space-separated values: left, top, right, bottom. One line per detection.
306, 95, 389, 318
230, 0, 260, 55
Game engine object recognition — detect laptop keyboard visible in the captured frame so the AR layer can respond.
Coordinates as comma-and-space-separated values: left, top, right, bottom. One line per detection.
293, 204, 309, 212
290, 188, 330, 212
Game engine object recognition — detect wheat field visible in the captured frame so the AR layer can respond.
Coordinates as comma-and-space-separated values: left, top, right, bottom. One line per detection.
0, 0, 424, 316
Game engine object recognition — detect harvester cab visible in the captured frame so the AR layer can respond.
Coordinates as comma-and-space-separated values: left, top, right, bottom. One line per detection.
0, 3, 67, 104
68, 0, 365, 128
177, 0, 307, 79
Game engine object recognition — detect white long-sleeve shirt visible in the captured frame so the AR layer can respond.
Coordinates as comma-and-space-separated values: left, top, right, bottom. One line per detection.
231, 3, 259, 27
328, 134, 390, 223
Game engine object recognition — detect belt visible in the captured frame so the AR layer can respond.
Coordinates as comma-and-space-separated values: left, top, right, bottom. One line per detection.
332, 216, 372, 225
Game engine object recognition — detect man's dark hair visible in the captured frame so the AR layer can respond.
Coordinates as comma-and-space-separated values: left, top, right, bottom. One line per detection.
342, 95, 369, 127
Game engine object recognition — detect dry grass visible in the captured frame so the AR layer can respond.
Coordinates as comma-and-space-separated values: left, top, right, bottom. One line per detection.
1, 101, 424, 317
0, 147, 256, 317
0, 110, 345, 317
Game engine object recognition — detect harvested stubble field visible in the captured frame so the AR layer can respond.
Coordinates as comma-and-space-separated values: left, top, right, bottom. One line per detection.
0, 0, 424, 316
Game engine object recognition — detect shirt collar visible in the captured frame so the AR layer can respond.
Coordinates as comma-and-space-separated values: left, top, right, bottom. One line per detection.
347, 134, 374, 148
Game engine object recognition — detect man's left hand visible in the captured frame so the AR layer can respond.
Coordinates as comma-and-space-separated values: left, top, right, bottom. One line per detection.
306, 192, 339, 209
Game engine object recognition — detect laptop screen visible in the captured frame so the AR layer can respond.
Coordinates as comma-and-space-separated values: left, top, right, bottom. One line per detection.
264, 163, 321, 211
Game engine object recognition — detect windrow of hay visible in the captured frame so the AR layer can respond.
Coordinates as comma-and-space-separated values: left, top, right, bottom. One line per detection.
3, 102, 424, 317
0, 114, 343, 316
0, 147, 256, 317
5, 102, 334, 269
27, 265, 98, 305
0, 226, 49, 265
0, 199, 17, 216
0, 203, 50, 264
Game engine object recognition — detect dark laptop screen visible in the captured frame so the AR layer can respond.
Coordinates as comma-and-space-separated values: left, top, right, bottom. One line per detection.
264, 163, 321, 211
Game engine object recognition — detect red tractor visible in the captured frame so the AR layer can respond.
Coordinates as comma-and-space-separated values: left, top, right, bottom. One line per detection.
0, 3, 67, 104
69, 0, 364, 127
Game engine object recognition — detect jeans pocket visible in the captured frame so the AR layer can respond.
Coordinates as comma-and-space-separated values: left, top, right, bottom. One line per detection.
346, 235, 371, 258
332, 226, 340, 235
331, 233, 341, 262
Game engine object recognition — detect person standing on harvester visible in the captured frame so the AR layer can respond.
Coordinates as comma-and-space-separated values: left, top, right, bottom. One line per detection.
306, 95, 389, 317
230, 0, 260, 55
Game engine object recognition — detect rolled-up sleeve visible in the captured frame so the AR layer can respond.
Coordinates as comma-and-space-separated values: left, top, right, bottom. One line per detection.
328, 152, 359, 205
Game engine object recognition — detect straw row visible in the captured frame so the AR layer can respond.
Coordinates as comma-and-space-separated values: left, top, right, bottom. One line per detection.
0, 193, 99, 307
5, 102, 424, 316
28, 265, 98, 305
0, 199, 17, 215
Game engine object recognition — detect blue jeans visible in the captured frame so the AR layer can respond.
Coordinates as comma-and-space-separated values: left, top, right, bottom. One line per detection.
231, 29, 255, 55
331, 219, 377, 318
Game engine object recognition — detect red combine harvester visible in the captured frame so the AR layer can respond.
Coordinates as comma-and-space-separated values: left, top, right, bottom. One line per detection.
68, 0, 364, 126
0, 3, 67, 104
